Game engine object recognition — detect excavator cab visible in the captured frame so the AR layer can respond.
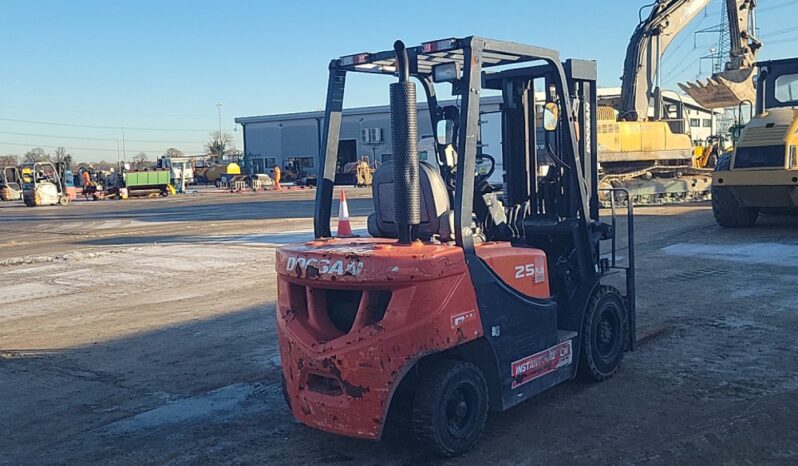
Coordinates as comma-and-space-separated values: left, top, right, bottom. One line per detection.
712, 57, 798, 227
275, 37, 636, 457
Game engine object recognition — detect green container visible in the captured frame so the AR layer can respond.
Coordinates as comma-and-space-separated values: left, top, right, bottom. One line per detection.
124, 170, 170, 188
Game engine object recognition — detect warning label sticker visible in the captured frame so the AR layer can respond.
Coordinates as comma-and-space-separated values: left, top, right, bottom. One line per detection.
510, 340, 572, 389
451, 310, 476, 328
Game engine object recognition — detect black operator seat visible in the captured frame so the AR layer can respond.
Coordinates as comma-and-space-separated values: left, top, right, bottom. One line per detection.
367, 161, 454, 241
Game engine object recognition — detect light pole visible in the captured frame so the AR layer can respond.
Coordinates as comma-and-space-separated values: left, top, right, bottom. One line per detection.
216, 103, 223, 159
121, 127, 127, 162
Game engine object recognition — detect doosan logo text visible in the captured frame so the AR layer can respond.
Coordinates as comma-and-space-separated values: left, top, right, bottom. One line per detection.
284, 256, 365, 277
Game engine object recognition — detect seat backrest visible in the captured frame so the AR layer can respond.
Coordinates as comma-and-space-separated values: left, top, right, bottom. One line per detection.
368, 161, 451, 240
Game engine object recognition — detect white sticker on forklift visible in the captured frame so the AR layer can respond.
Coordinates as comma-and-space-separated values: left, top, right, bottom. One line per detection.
534, 256, 545, 284
510, 340, 572, 389
451, 310, 476, 328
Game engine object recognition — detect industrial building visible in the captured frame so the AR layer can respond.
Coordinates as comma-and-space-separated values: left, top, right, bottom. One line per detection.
235, 90, 719, 178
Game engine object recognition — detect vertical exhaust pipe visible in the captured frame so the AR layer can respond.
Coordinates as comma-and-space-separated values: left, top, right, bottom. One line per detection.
390, 40, 420, 244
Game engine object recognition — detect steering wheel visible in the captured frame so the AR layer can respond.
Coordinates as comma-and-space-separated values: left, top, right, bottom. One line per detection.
476, 153, 496, 181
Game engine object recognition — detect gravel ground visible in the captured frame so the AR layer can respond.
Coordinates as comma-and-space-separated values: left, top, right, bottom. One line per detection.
1, 192, 796, 465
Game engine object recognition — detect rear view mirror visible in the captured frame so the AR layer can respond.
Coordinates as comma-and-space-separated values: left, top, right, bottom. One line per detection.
543, 102, 559, 131
436, 119, 454, 145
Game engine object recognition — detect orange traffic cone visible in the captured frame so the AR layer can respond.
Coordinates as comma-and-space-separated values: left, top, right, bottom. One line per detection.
337, 190, 354, 237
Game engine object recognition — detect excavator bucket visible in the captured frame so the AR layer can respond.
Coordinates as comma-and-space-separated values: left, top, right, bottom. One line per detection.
679, 68, 757, 109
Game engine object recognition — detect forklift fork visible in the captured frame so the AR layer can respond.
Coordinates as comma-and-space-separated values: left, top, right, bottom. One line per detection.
600, 187, 636, 351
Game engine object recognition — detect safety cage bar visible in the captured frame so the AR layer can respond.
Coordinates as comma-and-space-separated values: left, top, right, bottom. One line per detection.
335, 37, 559, 78
314, 36, 590, 248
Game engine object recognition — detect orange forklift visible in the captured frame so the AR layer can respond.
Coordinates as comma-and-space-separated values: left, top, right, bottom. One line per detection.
275, 37, 636, 457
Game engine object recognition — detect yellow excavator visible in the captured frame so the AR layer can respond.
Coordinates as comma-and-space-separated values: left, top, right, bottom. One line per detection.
599, 0, 712, 204
711, 57, 798, 227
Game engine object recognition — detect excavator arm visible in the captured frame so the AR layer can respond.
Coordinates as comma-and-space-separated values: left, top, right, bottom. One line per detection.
679, 0, 761, 108
620, 0, 711, 121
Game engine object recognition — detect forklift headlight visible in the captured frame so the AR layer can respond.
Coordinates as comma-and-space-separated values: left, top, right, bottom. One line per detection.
433, 62, 460, 83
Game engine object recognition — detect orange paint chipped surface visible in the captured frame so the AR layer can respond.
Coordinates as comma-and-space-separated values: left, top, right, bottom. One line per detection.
275, 238, 483, 439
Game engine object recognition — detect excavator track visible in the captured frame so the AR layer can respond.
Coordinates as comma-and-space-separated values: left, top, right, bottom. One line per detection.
599, 165, 714, 207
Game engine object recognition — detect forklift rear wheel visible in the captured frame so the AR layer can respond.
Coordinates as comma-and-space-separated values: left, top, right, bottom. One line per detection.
579, 286, 627, 382
58, 196, 69, 206
412, 360, 488, 457
712, 186, 758, 228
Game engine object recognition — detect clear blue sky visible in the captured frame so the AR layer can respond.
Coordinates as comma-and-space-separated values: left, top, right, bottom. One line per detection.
1, 0, 795, 162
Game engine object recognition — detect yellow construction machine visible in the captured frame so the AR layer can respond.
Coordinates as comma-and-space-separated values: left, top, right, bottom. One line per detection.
600, 0, 714, 204
712, 57, 798, 227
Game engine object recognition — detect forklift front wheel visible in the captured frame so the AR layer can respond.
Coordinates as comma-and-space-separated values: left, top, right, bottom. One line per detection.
578, 286, 627, 382
412, 360, 489, 458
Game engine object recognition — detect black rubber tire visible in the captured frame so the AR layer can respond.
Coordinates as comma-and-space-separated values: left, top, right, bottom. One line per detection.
412, 360, 489, 458
712, 186, 758, 228
578, 286, 627, 382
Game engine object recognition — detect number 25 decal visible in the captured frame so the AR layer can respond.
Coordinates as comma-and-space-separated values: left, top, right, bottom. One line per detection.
514, 264, 536, 279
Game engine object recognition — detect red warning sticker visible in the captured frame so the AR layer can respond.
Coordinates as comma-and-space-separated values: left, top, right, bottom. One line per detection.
511, 340, 572, 389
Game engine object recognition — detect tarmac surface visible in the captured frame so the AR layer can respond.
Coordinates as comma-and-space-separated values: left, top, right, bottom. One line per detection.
1, 188, 797, 465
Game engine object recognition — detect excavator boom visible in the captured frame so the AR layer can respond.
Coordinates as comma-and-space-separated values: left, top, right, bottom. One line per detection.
620, 0, 710, 121
679, 0, 761, 108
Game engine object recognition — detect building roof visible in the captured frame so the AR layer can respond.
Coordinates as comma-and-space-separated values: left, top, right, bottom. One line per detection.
235, 88, 717, 125
234, 96, 507, 125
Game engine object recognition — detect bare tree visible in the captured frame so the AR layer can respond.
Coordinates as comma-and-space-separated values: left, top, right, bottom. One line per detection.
132, 152, 149, 169
205, 131, 235, 160
0, 154, 19, 168
23, 147, 49, 163
163, 147, 184, 158
52, 147, 73, 170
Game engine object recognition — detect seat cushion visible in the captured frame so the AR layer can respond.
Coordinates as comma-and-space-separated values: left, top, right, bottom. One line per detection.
369, 161, 451, 240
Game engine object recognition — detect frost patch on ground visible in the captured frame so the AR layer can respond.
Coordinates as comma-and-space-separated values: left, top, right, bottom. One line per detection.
0, 248, 143, 268
103, 382, 277, 432
205, 227, 368, 247
661, 242, 798, 267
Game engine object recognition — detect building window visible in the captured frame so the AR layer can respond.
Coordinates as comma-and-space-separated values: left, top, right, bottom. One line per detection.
689, 118, 701, 127
265, 158, 277, 168
381, 153, 393, 163
702, 119, 712, 128
287, 156, 314, 168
